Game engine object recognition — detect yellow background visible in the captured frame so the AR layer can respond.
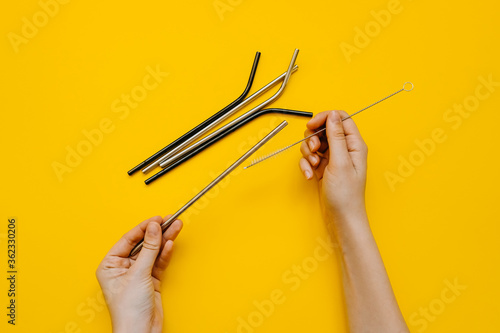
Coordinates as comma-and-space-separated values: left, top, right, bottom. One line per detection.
1, 0, 499, 332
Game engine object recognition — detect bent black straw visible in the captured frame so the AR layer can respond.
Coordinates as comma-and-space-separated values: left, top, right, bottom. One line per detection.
127, 52, 261, 175
145, 108, 312, 185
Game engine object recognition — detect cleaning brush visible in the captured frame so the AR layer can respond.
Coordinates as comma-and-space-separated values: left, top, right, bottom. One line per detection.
244, 82, 414, 169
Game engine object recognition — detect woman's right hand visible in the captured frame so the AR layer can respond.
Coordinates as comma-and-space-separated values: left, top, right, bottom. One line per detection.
299, 110, 368, 231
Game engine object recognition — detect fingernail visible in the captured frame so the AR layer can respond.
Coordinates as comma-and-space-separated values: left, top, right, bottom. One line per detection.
308, 140, 314, 151
310, 155, 318, 165
305, 170, 312, 179
147, 222, 159, 236
330, 111, 340, 122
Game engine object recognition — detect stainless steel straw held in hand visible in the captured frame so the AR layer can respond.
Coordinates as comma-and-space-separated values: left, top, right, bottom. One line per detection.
129, 120, 289, 257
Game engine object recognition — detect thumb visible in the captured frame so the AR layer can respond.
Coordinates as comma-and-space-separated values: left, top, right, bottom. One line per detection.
134, 222, 162, 274
326, 111, 351, 169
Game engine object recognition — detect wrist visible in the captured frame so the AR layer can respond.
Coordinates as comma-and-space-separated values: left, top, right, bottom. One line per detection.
112, 317, 151, 333
324, 208, 373, 250
114, 326, 150, 333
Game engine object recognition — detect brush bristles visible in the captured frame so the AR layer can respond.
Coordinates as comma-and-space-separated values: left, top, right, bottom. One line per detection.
244, 143, 295, 169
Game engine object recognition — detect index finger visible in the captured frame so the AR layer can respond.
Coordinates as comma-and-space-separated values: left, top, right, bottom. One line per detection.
306, 111, 331, 130
336, 110, 363, 138
107, 216, 163, 257
309, 110, 364, 142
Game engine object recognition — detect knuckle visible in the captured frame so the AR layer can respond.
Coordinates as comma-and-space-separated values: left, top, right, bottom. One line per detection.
332, 130, 346, 139
336, 110, 348, 117
299, 157, 309, 169
359, 140, 368, 153
122, 235, 135, 248
300, 142, 309, 154
108, 256, 123, 266
142, 240, 160, 251
100, 256, 122, 270
95, 267, 102, 280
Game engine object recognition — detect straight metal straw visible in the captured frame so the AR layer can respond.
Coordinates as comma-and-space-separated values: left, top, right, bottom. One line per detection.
129, 120, 289, 257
